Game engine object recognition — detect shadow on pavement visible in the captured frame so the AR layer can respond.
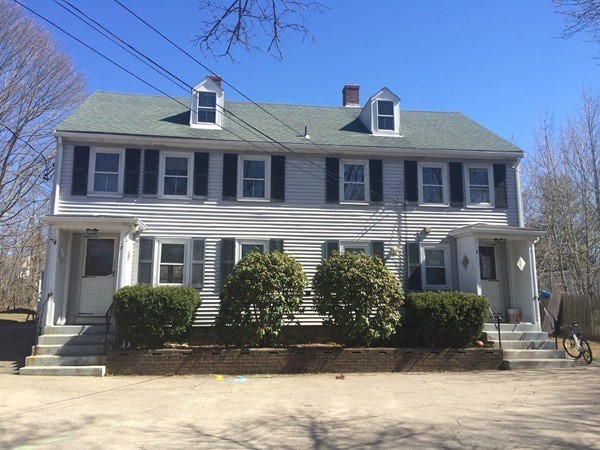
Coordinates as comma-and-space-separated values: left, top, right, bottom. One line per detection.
0, 320, 36, 374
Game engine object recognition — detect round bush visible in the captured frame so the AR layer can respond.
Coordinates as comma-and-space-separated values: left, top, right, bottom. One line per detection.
312, 251, 403, 346
403, 291, 489, 348
216, 251, 307, 346
113, 284, 200, 348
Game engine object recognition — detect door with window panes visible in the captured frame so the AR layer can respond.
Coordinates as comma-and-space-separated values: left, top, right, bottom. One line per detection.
80, 236, 117, 316
479, 245, 502, 314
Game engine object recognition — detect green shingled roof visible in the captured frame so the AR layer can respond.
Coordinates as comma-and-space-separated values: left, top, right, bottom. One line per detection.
56, 91, 522, 153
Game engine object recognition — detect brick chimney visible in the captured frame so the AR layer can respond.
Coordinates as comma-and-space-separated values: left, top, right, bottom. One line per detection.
208, 75, 222, 88
342, 84, 360, 107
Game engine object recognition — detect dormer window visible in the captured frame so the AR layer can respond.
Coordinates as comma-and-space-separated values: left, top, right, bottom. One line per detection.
357, 87, 401, 136
198, 92, 217, 123
190, 76, 224, 129
377, 101, 394, 130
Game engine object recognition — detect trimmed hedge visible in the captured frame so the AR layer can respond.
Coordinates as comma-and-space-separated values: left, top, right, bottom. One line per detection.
403, 291, 488, 348
312, 251, 403, 346
216, 251, 307, 347
113, 284, 200, 348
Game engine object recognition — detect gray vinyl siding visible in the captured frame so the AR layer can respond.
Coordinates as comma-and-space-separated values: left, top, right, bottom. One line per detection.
57, 144, 520, 325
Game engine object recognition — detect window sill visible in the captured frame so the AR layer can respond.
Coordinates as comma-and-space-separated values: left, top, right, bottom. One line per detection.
157, 195, 193, 200
466, 203, 495, 209
418, 203, 449, 208
236, 197, 271, 203
87, 192, 123, 199
339, 201, 370, 206
190, 122, 222, 130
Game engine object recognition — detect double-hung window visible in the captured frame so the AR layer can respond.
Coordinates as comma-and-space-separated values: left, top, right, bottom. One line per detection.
236, 239, 268, 261
340, 241, 371, 255
419, 163, 447, 205
160, 154, 192, 197
421, 245, 451, 290
377, 100, 395, 131
197, 92, 217, 124
90, 149, 123, 194
138, 238, 205, 287
341, 160, 368, 202
466, 165, 493, 206
239, 156, 269, 199
159, 242, 186, 284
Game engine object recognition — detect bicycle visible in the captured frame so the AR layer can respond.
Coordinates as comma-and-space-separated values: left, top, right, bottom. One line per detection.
561, 322, 593, 365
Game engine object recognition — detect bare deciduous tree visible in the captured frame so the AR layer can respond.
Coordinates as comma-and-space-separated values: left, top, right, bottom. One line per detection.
554, 0, 600, 45
0, 0, 85, 309
525, 89, 600, 295
193, 0, 326, 60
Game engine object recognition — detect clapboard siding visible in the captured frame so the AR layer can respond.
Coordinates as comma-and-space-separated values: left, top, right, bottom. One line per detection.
56, 144, 521, 325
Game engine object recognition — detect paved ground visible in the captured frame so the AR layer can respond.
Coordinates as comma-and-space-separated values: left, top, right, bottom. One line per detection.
1, 366, 599, 449
0, 320, 35, 374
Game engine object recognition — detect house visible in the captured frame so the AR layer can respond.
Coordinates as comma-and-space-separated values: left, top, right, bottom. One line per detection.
36, 76, 543, 350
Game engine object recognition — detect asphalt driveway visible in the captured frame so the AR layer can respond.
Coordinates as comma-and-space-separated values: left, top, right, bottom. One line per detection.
1, 366, 599, 449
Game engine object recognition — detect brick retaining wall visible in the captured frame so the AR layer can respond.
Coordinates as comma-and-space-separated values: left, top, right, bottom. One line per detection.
107, 347, 503, 375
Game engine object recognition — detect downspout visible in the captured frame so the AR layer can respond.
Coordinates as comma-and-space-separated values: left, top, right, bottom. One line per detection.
52, 136, 63, 215
530, 240, 541, 325
513, 158, 524, 227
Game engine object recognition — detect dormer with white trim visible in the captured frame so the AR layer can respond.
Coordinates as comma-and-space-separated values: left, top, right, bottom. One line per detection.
190, 75, 224, 129
358, 87, 401, 137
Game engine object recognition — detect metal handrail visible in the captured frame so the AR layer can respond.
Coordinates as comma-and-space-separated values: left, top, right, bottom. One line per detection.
535, 296, 559, 350
34, 293, 52, 353
104, 302, 114, 355
489, 306, 503, 349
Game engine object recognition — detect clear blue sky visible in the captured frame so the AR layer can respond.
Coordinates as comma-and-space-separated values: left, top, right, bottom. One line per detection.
19, 0, 598, 154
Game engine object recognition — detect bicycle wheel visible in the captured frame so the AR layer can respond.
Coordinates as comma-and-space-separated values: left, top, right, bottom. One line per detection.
563, 336, 581, 359
580, 339, 593, 365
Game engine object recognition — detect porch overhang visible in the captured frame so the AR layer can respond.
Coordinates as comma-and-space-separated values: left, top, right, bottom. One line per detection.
449, 223, 544, 241
43, 214, 147, 234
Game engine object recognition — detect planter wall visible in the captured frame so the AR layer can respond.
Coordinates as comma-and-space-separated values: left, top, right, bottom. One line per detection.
107, 347, 503, 375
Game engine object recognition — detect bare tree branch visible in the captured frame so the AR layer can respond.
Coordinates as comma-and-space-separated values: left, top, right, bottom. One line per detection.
0, 0, 85, 309
193, 0, 326, 60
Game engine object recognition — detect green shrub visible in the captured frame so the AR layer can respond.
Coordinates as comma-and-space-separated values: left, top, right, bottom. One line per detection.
403, 291, 488, 348
312, 251, 403, 346
216, 251, 307, 346
113, 284, 200, 348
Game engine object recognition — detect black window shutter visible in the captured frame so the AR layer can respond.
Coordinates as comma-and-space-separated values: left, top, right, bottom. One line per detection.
449, 162, 464, 207
406, 243, 422, 291
271, 155, 285, 202
143, 149, 159, 195
71, 146, 89, 195
193, 152, 209, 196
124, 148, 141, 195
372, 241, 385, 261
325, 241, 339, 258
222, 153, 238, 200
404, 160, 418, 203
325, 157, 339, 203
369, 159, 383, 204
269, 239, 284, 252
220, 238, 235, 288
493, 164, 507, 208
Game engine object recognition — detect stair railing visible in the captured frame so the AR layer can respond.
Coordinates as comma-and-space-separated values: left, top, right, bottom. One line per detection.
535, 296, 559, 350
34, 293, 52, 352
489, 306, 503, 349
104, 302, 114, 355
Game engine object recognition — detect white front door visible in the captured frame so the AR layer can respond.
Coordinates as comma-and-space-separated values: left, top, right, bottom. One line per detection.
479, 245, 503, 315
79, 236, 117, 316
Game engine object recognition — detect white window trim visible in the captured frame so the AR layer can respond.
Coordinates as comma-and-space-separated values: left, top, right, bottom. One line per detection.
418, 162, 449, 206
465, 164, 495, 208
236, 239, 269, 262
237, 155, 271, 201
420, 244, 451, 290
340, 241, 372, 255
87, 148, 125, 197
190, 86, 224, 130
154, 238, 191, 286
158, 153, 193, 199
371, 95, 401, 136
340, 159, 370, 204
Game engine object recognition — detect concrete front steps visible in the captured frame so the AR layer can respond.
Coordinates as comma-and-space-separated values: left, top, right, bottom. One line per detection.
482, 323, 575, 370
20, 325, 114, 376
